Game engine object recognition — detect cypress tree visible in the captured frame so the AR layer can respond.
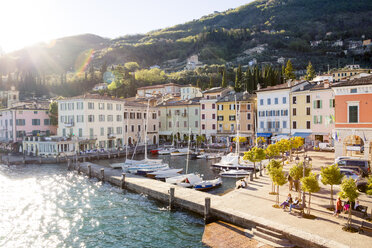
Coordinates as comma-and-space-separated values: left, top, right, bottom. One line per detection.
209, 76, 213, 89
305, 61, 316, 81
221, 67, 227, 88
234, 65, 242, 92
284, 60, 296, 80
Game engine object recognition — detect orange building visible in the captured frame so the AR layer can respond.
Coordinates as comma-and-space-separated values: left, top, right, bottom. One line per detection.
332, 76, 372, 162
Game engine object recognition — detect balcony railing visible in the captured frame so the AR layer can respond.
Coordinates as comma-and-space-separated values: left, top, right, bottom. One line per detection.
107, 133, 116, 139
217, 129, 235, 134
64, 122, 75, 127
260, 128, 282, 133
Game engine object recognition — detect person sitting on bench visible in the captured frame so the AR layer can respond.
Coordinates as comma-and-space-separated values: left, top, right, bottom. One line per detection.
289, 197, 300, 213
280, 194, 292, 209
354, 200, 366, 212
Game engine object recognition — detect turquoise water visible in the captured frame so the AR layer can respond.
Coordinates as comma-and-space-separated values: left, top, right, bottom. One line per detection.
0, 164, 204, 248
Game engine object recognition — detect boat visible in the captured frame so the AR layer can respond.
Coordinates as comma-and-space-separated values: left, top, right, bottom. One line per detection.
158, 147, 177, 155
110, 163, 123, 169
166, 173, 203, 188
197, 152, 223, 160
170, 148, 190, 156
146, 168, 183, 179
150, 149, 160, 155
194, 178, 222, 191
220, 169, 251, 178
128, 163, 169, 174
211, 152, 254, 170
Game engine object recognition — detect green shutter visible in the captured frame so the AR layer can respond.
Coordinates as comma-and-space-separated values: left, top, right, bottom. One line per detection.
320, 115, 323, 124
313, 101, 316, 109
329, 99, 332, 108
313, 116, 316, 124
319, 100, 322, 109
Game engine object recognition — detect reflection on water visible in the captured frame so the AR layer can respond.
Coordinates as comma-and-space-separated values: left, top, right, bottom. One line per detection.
0, 164, 204, 248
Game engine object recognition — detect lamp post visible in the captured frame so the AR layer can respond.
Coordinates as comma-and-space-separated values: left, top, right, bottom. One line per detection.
295, 155, 300, 165
302, 155, 312, 208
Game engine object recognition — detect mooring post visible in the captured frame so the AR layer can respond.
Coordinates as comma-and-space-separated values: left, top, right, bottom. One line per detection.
121, 173, 126, 189
7, 155, 10, 165
204, 197, 211, 224
100, 168, 105, 182
169, 187, 175, 210
250, 171, 254, 181
108, 152, 111, 159
67, 159, 71, 170
87, 164, 92, 178
77, 162, 81, 174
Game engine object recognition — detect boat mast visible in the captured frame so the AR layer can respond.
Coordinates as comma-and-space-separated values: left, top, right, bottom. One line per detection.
185, 127, 191, 174
235, 95, 240, 156
144, 99, 150, 159
124, 103, 127, 161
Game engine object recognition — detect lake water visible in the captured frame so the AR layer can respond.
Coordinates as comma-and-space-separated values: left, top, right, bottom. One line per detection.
0, 164, 205, 248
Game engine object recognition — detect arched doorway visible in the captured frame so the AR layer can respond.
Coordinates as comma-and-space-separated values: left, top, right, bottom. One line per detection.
343, 135, 364, 157
153, 135, 157, 145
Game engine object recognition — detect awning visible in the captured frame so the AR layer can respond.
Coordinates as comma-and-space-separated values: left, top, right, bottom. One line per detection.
271, 135, 290, 141
293, 132, 312, 138
257, 133, 272, 137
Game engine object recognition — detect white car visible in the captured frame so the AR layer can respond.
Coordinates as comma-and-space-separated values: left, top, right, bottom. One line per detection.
319, 168, 360, 182
334, 156, 353, 164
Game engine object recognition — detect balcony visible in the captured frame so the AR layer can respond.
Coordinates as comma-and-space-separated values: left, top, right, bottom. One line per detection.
182, 113, 187, 117
166, 113, 172, 118
107, 133, 116, 139
217, 129, 235, 134
64, 122, 74, 127
260, 128, 282, 133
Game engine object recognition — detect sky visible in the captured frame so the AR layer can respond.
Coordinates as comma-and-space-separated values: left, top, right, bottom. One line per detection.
0, 0, 253, 53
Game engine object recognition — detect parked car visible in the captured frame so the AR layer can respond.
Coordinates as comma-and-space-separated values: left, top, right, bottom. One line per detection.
356, 178, 368, 192
337, 158, 370, 177
334, 156, 353, 164
319, 168, 361, 182
318, 143, 335, 152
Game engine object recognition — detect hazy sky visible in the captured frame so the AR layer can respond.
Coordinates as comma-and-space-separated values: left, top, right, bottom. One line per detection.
0, 0, 253, 53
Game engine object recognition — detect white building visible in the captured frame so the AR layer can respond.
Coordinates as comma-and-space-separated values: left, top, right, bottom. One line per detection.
136, 83, 181, 98
57, 94, 158, 151
180, 85, 203, 100
0, 86, 19, 108
255, 81, 309, 140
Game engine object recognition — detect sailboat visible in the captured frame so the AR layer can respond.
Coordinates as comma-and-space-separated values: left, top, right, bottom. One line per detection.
119, 100, 168, 173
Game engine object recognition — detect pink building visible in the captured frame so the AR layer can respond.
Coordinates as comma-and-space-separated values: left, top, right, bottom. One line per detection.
309, 82, 335, 144
0, 102, 57, 144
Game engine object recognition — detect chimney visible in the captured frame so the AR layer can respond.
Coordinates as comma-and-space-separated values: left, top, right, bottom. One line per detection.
287, 80, 292, 87
324, 80, 330, 88
257, 83, 261, 91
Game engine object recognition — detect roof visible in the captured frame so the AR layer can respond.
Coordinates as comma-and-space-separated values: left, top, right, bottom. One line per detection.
217, 91, 254, 103
137, 83, 181, 90
202, 87, 229, 94
255, 80, 309, 93
59, 93, 125, 102
331, 75, 372, 88
291, 83, 316, 93
157, 98, 201, 107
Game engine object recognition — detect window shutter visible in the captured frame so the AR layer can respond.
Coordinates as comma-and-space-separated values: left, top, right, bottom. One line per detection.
329, 99, 332, 108
320, 115, 323, 124
320, 100, 322, 109
313, 116, 316, 124
313, 101, 316, 109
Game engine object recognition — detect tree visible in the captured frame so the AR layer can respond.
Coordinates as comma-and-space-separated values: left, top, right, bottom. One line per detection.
124, 62, 140, 72
243, 147, 266, 178
208, 76, 213, 89
267, 159, 282, 194
320, 164, 344, 209
366, 176, 372, 195
284, 60, 296, 80
338, 178, 359, 228
301, 173, 321, 215
221, 67, 227, 88
276, 139, 290, 165
255, 137, 266, 147
305, 61, 316, 81
291, 137, 304, 155
270, 166, 287, 206
196, 135, 205, 148
49, 101, 59, 126
290, 162, 311, 197
265, 144, 279, 161
234, 65, 242, 92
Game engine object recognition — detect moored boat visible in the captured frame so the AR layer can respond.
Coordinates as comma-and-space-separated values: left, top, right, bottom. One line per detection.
146, 168, 183, 179
219, 169, 251, 178
194, 178, 222, 191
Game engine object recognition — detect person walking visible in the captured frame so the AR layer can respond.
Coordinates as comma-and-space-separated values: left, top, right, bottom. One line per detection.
333, 197, 343, 217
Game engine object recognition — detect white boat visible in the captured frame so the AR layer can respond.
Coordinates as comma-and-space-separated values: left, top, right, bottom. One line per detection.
165, 173, 203, 187
147, 168, 183, 178
194, 178, 222, 190
212, 153, 254, 170
158, 148, 177, 155
197, 152, 223, 160
220, 169, 251, 178
127, 163, 169, 174
170, 148, 190, 156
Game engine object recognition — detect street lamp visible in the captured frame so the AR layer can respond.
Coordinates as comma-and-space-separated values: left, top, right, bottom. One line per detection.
302, 155, 312, 208
295, 156, 300, 165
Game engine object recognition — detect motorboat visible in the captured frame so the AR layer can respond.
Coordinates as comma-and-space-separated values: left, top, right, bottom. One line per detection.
146, 168, 183, 179
170, 148, 190, 156
220, 169, 251, 178
211, 153, 254, 170
127, 163, 169, 174
165, 173, 203, 188
194, 178, 222, 191
150, 149, 160, 155
158, 147, 177, 155
197, 153, 223, 160
110, 163, 123, 169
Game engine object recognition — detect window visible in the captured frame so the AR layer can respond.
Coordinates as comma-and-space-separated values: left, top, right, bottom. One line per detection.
62, 128, 66, 137
107, 103, 113, 110
260, 121, 264, 128
107, 115, 113, 122
168, 122, 172, 128
306, 121, 311, 129
217, 116, 224, 121
16, 119, 25, 126
348, 103, 359, 123
195, 109, 198, 115
88, 102, 94, 109
99, 115, 105, 122
212, 124, 216, 130
77, 115, 84, 123
131, 125, 134, 132
202, 104, 205, 110
77, 102, 84, 110
152, 113, 157, 119
137, 113, 142, 119
330, 99, 335, 108
176, 121, 179, 128
44, 119, 50, 125
314, 100, 322, 109
283, 121, 287, 129
124, 112, 128, 119
108, 127, 113, 135
202, 114, 205, 120
247, 104, 251, 110
274, 98, 278, 104
100, 127, 104, 136
218, 105, 223, 110
159, 122, 161, 129
247, 113, 251, 120
306, 95, 311, 103
79, 128, 83, 137
282, 97, 287, 104
184, 121, 187, 127
117, 115, 122, 122
292, 96, 297, 104
229, 104, 235, 110
314, 115, 323, 124
350, 88, 357, 93
306, 107, 310, 116
195, 121, 198, 128
247, 124, 251, 131
229, 115, 236, 121
88, 115, 94, 122
212, 104, 216, 109
153, 125, 156, 131
130, 113, 135, 119
230, 124, 234, 131
116, 104, 121, 111
267, 98, 271, 105
202, 124, 205, 130
292, 121, 297, 129
89, 128, 94, 138
260, 99, 264, 105
99, 103, 105, 110
292, 108, 297, 116
32, 119, 40, 125
212, 114, 216, 119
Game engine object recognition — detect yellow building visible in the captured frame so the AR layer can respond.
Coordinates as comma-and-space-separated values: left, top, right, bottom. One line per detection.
290, 85, 313, 135
331, 67, 370, 82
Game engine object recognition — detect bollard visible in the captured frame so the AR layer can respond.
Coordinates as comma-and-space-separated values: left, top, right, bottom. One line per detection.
204, 197, 211, 224
117, 151, 120, 158
108, 152, 111, 159
87, 164, 92, 178
250, 171, 254, 181
7, 156, 10, 165
77, 162, 81, 174
100, 168, 105, 182
67, 159, 71, 170
121, 173, 126, 189
169, 187, 175, 210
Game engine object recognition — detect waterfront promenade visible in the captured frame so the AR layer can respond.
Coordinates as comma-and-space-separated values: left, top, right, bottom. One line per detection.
71, 154, 372, 248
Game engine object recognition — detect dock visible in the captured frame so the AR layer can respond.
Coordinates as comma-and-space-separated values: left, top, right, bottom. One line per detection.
68, 161, 372, 248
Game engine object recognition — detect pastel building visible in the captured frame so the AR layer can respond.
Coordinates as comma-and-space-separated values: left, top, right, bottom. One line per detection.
180, 85, 203, 100
200, 87, 231, 142
157, 99, 201, 141
136, 83, 181, 98
0, 102, 56, 143
332, 76, 372, 162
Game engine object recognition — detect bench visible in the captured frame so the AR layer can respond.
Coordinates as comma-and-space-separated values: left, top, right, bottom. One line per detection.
359, 221, 372, 235
352, 205, 368, 219
292, 206, 304, 215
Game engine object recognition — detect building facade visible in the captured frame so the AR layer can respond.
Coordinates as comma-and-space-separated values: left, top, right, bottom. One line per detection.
180, 85, 203, 100
332, 76, 372, 162
136, 83, 181, 98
